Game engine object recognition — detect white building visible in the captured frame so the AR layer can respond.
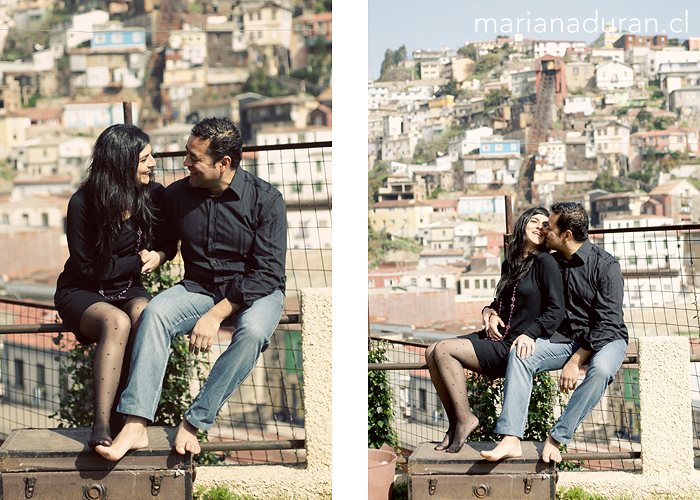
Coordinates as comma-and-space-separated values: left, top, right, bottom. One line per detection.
596, 61, 635, 91
563, 95, 595, 116
254, 126, 331, 250
601, 215, 681, 307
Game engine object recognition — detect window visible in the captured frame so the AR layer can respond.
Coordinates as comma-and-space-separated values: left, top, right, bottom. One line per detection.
573, 67, 579, 75
314, 181, 322, 192
292, 183, 303, 194
411, 278, 417, 286
41, 213, 49, 227
629, 257, 637, 265
490, 279, 496, 288
426, 278, 432, 287
419, 388, 427, 411
1, 214, 8, 224
647, 257, 653, 265
22, 214, 29, 226
368, 279, 375, 287
14, 359, 24, 389
440, 278, 447, 288
112, 33, 123, 44
475, 279, 481, 289
316, 161, 323, 173
464, 280, 470, 289
483, 279, 488, 288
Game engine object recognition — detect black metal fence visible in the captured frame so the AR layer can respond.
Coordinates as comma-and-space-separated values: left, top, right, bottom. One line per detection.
369, 222, 700, 471
0, 142, 332, 465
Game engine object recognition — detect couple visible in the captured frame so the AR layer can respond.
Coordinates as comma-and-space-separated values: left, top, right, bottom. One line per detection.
54, 118, 286, 459
427, 203, 628, 462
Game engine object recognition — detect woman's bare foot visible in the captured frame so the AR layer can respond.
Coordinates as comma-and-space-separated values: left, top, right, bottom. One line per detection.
88, 422, 112, 449
480, 435, 523, 461
435, 427, 454, 451
95, 417, 148, 461
174, 419, 201, 455
541, 435, 563, 463
446, 416, 479, 453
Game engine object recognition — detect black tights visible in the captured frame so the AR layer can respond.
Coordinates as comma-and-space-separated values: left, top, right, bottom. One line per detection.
78, 298, 148, 448
425, 338, 483, 453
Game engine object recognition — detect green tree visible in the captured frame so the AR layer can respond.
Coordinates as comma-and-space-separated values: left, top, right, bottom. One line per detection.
290, 35, 331, 88
368, 341, 399, 449
476, 53, 500, 74
458, 43, 477, 60
444, 79, 459, 98
650, 116, 672, 130
484, 88, 511, 109
393, 45, 407, 66
636, 109, 652, 124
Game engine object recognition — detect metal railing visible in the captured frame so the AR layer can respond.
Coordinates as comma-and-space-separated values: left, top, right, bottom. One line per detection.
0, 141, 332, 465
369, 221, 700, 471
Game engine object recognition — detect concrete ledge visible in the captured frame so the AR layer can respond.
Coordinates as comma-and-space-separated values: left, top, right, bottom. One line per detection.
558, 337, 700, 499
193, 288, 332, 499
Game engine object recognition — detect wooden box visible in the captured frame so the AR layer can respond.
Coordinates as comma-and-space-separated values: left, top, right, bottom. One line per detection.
0, 427, 193, 500
408, 441, 556, 500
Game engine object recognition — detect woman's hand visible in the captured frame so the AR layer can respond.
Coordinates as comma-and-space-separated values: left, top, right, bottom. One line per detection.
511, 335, 535, 359
140, 249, 162, 274
482, 307, 504, 340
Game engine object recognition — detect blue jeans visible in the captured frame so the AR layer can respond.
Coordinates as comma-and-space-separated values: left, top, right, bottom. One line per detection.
495, 337, 627, 444
117, 284, 284, 430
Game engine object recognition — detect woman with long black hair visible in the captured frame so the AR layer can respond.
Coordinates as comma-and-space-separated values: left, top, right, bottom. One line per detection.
425, 207, 565, 453
54, 124, 165, 448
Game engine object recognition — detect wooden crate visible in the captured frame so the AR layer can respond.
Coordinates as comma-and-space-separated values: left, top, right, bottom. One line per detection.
408, 441, 556, 499
0, 427, 193, 499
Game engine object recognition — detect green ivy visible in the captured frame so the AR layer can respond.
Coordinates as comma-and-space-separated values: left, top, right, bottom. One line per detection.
368, 341, 399, 449
52, 260, 223, 464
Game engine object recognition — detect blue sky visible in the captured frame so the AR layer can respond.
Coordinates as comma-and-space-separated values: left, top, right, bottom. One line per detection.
369, 0, 698, 80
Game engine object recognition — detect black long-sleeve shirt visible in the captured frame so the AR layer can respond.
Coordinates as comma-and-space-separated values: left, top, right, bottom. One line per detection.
487, 252, 565, 342
55, 183, 164, 296
159, 168, 287, 307
550, 239, 629, 351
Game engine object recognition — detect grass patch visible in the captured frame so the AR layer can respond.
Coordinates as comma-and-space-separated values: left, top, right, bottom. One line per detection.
557, 487, 695, 500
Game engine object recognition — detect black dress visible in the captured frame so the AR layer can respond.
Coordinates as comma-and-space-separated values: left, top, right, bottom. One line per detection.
54, 184, 164, 345
464, 252, 565, 379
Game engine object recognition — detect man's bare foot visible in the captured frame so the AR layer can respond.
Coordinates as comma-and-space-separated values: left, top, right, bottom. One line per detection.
435, 426, 454, 451
480, 435, 523, 461
88, 422, 112, 449
541, 435, 562, 463
174, 419, 201, 455
95, 416, 148, 461
446, 416, 479, 453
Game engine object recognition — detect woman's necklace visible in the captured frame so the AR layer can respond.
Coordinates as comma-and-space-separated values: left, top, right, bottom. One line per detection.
99, 227, 142, 300
490, 282, 517, 342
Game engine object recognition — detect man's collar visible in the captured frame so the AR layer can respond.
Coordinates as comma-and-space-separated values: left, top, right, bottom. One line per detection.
570, 238, 592, 263
182, 168, 244, 198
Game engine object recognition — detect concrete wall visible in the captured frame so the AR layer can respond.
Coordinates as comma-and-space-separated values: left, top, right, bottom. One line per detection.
194, 287, 332, 499
558, 336, 700, 499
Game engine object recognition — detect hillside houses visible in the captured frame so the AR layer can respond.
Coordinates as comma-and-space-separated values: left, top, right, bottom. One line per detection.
368, 29, 700, 330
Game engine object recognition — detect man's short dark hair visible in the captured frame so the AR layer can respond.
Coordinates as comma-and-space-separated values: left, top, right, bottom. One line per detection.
191, 117, 243, 169
550, 202, 589, 242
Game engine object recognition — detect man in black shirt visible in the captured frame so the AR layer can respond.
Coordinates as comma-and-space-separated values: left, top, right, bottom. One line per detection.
482, 202, 628, 463
96, 117, 286, 461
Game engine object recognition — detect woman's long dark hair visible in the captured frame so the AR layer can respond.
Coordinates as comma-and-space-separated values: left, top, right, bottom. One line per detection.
494, 206, 550, 301
81, 124, 157, 276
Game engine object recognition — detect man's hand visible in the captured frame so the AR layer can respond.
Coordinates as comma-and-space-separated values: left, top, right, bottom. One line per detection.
559, 359, 581, 393
511, 335, 535, 359
559, 348, 592, 393
188, 298, 242, 355
189, 312, 222, 355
